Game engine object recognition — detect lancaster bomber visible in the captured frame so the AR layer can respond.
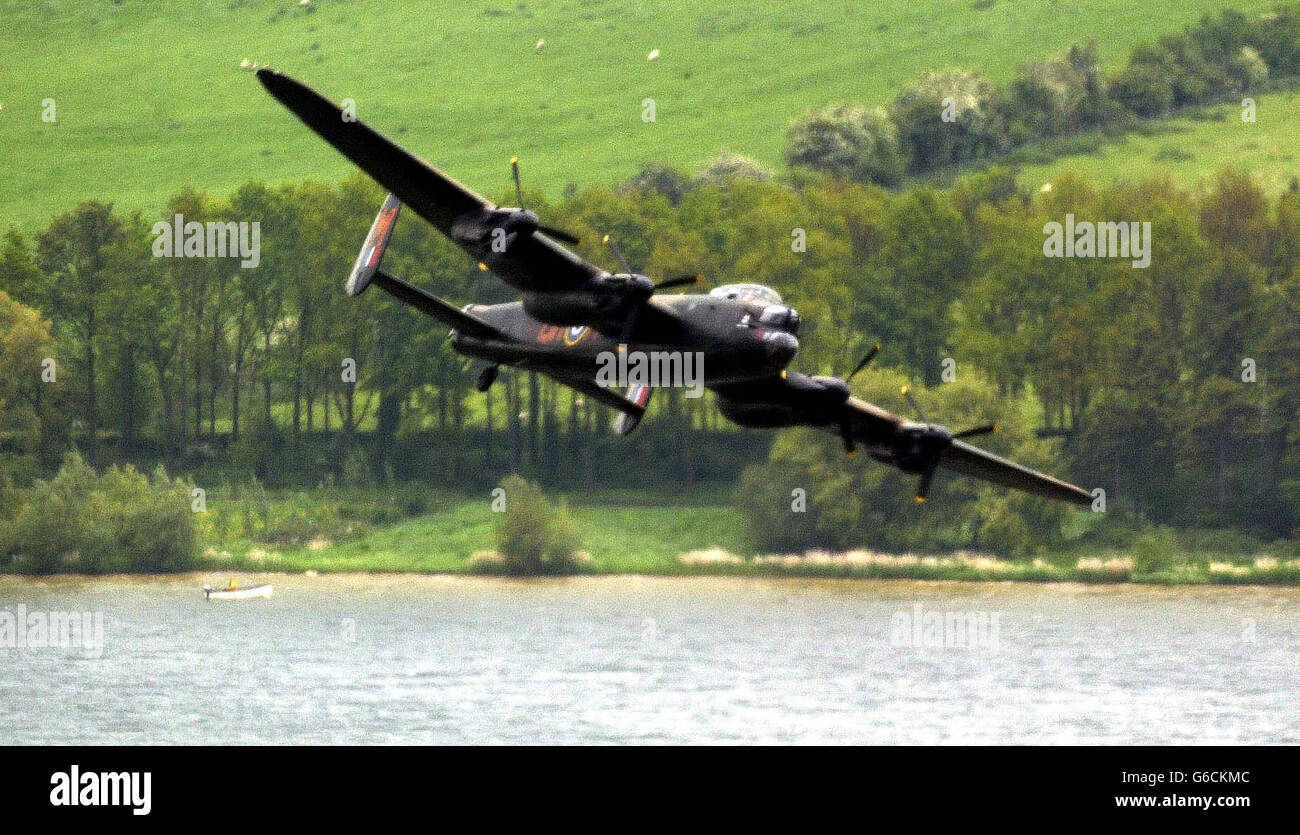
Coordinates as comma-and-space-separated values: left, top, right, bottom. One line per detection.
257, 69, 1092, 507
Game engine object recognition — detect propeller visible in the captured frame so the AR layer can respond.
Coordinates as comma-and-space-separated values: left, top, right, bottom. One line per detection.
900, 384, 927, 422
652, 273, 704, 291
898, 384, 998, 503
837, 342, 882, 456
603, 234, 634, 274
953, 423, 997, 440
509, 157, 582, 245
602, 234, 704, 342
845, 342, 881, 385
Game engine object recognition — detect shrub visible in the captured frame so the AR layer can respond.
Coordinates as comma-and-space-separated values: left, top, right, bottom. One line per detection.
1004, 42, 1110, 140
622, 163, 688, 204
1230, 45, 1270, 89
783, 103, 905, 186
229, 415, 287, 483
1109, 60, 1174, 117
735, 462, 826, 553
977, 495, 1035, 558
107, 465, 198, 572
1132, 526, 1183, 574
340, 447, 374, 488
692, 150, 772, 187
890, 69, 1010, 171
1249, 7, 1300, 77
493, 475, 581, 575
1, 452, 198, 573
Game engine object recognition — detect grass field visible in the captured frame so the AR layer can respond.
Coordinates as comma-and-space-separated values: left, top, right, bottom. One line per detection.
188, 486, 1300, 585
202, 486, 752, 572
1009, 88, 1300, 195
0, 0, 1280, 231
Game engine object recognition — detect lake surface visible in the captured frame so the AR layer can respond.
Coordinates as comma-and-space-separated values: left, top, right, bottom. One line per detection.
0, 574, 1296, 744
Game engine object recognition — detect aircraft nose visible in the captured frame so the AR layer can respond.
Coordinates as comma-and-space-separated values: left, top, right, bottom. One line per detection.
763, 331, 799, 364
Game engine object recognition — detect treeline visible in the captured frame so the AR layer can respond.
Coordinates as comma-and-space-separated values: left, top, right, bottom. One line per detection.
782, 8, 1300, 185
0, 169, 801, 492
739, 166, 1300, 555
3, 160, 1299, 550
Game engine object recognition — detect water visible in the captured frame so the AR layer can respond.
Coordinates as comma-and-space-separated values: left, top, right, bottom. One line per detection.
0, 574, 1296, 744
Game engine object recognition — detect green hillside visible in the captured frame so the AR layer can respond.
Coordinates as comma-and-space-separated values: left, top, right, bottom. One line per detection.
0, 0, 1279, 230
1013, 88, 1300, 195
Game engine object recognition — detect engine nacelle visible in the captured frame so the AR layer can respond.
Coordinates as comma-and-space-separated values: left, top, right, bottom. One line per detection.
522, 273, 655, 327
450, 208, 539, 254
808, 375, 850, 403
890, 422, 954, 473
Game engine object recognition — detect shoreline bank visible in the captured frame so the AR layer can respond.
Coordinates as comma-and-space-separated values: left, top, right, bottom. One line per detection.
6, 554, 1300, 586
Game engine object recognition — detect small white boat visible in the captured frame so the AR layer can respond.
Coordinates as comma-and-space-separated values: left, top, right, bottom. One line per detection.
203, 583, 273, 601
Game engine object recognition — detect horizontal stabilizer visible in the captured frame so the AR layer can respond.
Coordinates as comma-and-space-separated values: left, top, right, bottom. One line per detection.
543, 375, 648, 423
370, 270, 506, 341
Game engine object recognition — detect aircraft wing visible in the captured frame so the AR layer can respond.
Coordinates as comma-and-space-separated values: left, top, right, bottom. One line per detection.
938, 439, 1093, 506
257, 69, 604, 291
834, 397, 1093, 507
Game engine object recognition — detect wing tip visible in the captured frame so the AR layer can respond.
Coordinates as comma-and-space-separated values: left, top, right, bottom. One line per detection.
255, 67, 281, 88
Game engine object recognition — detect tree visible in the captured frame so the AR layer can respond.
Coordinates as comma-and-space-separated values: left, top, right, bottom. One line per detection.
36, 201, 128, 462
865, 188, 972, 384
0, 291, 58, 455
1108, 51, 1174, 116
1004, 42, 1109, 141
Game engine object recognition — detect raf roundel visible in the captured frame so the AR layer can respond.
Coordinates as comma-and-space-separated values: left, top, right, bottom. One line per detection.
562, 325, 589, 346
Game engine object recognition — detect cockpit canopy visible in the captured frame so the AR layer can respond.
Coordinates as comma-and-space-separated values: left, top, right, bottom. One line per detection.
709, 283, 783, 305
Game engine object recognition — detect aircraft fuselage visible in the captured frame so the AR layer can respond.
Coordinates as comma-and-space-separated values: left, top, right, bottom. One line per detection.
454, 291, 799, 385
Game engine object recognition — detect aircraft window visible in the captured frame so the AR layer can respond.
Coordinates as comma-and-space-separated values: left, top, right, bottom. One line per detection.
709, 284, 783, 305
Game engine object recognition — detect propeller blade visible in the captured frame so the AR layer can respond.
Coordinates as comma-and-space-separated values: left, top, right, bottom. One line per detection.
915, 460, 940, 503
654, 273, 702, 291
538, 224, 581, 245
840, 417, 856, 456
510, 158, 581, 244
845, 342, 881, 384
953, 423, 997, 440
603, 234, 634, 274
510, 156, 524, 207
900, 385, 928, 423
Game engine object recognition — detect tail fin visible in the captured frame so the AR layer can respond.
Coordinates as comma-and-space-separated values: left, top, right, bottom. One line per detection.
346, 193, 402, 296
